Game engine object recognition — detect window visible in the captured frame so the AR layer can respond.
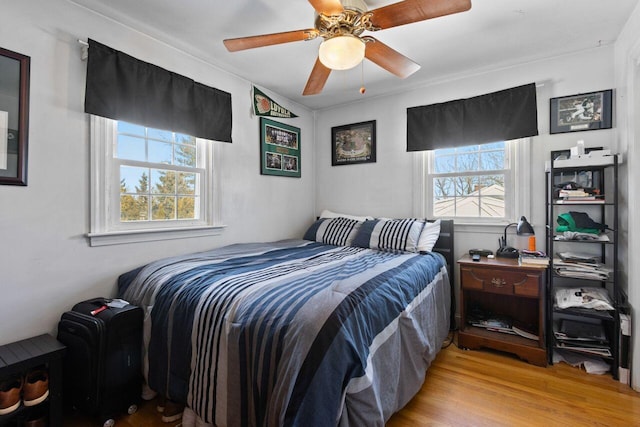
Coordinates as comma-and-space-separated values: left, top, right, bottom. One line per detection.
418, 139, 530, 224
88, 116, 223, 246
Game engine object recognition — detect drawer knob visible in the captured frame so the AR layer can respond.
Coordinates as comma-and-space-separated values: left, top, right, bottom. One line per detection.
491, 277, 506, 287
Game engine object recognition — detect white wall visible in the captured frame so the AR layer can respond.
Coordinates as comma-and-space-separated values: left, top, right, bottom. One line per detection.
0, 0, 315, 346
614, 1, 640, 391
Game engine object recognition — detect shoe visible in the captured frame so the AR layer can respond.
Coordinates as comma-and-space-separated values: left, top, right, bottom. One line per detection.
156, 394, 166, 413
23, 366, 49, 407
0, 374, 23, 415
141, 382, 157, 401
23, 413, 47, 427
161, 399, 184, 423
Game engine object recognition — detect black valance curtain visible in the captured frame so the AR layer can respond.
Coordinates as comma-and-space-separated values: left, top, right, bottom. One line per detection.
407, 83, 538, 151
84, 39, 232, 142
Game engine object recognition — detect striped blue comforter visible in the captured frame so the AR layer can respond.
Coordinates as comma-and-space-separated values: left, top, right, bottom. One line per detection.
118, 239, 450, 427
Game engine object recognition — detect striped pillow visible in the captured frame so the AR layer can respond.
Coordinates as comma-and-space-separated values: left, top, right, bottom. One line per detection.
303, 217, 362, 247
353, 218, 425, 253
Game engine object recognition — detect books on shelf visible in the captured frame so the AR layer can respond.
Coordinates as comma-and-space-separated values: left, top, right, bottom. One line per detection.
553, 319, 611, 357
519, 250, 550, 266
467, 311, 538, 341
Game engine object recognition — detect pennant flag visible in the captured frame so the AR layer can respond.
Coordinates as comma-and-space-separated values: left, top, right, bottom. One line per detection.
252, 86, 298, 118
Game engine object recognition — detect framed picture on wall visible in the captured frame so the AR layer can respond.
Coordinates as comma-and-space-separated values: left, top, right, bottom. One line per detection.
0, 46, 30, 186
549, 89, 613, 134
331, 120, 376, 166
260, 117, 301, 178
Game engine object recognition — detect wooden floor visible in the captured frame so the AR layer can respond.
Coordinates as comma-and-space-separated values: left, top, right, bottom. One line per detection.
65, 338, 640, 426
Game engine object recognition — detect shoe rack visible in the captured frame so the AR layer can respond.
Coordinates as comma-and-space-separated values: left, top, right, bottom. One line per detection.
0, 334, 66, 427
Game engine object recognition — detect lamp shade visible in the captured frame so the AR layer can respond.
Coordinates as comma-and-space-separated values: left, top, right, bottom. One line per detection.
516, 216, 534, 235
318, 35, 365, 70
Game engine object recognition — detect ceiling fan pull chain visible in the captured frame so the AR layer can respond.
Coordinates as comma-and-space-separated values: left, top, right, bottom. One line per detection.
360, 62, 366, 94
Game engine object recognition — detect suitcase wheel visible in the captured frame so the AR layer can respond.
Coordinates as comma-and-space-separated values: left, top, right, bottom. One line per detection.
127, 404, 138, 415
103, 419, 115, 427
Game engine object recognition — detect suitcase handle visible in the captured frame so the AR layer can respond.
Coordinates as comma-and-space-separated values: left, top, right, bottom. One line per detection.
85, 297, 111, 306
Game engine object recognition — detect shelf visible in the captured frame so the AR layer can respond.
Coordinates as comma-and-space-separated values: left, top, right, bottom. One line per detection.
551, 343, 613, 360
552, 306, 615, 321
552, 238, 614, 245
462, 325, 540, 347
546, 153, 619, 376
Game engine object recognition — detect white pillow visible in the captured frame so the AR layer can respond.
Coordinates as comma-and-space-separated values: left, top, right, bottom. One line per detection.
417, 219, 441, 253
319, 209, 374, 222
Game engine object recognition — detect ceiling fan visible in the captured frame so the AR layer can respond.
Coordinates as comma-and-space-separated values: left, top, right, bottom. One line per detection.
223, 0, 472, 96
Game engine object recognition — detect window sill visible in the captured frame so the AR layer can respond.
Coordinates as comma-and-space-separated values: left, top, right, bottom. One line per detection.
87, 225, 226, 247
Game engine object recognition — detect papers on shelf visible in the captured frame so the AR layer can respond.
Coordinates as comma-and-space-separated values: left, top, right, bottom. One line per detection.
553, 319, 611, 357
553, 259, 611, 280
557, 251, 600, 264
467, 310, 539, 341
555, 231, 610, 242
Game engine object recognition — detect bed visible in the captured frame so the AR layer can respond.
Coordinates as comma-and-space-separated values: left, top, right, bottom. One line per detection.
117, 217, 454, 427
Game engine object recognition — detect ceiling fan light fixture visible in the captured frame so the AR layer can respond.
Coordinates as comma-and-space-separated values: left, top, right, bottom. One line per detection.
318, 35, 365, 70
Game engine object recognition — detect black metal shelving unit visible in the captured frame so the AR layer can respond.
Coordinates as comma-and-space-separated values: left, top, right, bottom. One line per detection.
545, 153, 620, 378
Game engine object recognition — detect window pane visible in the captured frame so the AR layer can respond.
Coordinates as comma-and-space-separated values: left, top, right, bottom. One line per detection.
121, 195, 149, 221
117, 121, 145, 136
177, 196, 196, 219
175, 144, 196, 167
151, 169, 176, 194
152, 196, 176, 220
177, 172, 196, 195
149, 140, 173, 164
479, 173, 505, 191
117, 135, 146, 161
455, 196, 480, 217
481, 142, 505, 150
455, 176, 479, 196
147, 128, 173, 142
113, 120, 205, 226
457, 145, 477, 153
434, 154, 455, 174
175, 133, 196, 146
430, 141, 512, 220
120, 166, 149, 194
457, 153, 479, 172
480, 150, 505, 170
433, 177, 456, 197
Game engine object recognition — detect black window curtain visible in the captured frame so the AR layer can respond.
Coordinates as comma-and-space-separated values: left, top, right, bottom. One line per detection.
84, 39, 232, 142
407, 83, 538, 151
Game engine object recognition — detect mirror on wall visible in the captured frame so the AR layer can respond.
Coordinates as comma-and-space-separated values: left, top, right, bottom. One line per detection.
0, 47, 30, 186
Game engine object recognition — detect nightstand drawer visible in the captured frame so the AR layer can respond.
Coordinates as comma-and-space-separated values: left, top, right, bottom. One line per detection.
461, 267, 540, 297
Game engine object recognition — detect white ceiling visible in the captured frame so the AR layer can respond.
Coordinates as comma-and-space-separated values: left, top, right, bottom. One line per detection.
69, 0, 639, 111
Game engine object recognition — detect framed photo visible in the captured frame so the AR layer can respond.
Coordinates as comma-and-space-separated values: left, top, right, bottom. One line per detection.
331, 120, 376, 166
550, 89, 612, 134
260, 117, 300, 178
0, 47, 30, 185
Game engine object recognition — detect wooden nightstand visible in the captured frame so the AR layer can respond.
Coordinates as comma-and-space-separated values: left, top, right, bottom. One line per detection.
457, 254, 547, 366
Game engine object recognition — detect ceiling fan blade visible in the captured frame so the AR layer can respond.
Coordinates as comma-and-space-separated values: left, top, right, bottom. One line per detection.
364, 37, 420, 78
308, 0, 344, 15
369, 0, 471, 30
224, 29, 318, 52
303, 57, 332, 95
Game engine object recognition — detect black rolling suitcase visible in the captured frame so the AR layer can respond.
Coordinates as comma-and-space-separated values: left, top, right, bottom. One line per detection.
57, 297, 143, 427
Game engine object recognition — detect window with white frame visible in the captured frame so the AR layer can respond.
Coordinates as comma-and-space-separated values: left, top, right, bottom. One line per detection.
422, 139, 530, 224
88, 116, 223, 246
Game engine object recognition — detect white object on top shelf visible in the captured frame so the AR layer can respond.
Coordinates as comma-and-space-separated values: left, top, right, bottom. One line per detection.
545, 150, 622, 171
